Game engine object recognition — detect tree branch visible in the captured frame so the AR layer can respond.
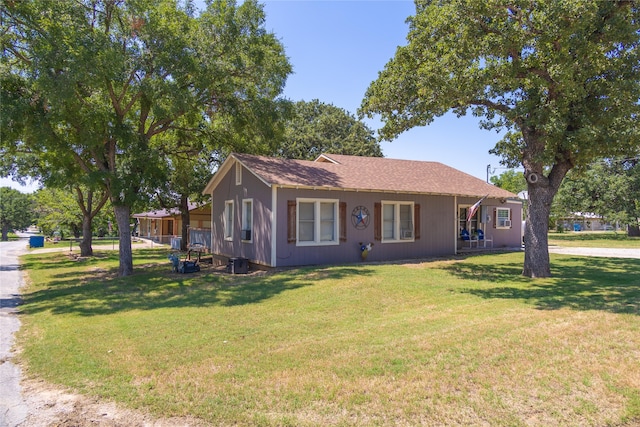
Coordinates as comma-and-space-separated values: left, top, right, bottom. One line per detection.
74, 186, 89, 216
469, 98, 512, 115
146, 114, 183, 138
90, 190, 110, 218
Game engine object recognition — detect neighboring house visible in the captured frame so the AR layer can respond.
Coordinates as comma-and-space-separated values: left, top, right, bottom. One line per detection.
202, 153, 522, 268
132, 202, 211, 247
556, 212, 616, 232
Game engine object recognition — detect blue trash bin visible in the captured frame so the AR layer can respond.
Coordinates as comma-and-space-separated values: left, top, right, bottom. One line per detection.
29, 235, 45, 248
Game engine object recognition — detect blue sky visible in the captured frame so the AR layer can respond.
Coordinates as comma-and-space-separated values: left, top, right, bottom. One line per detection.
1, 0, 513, 193
259, 0, 513, 181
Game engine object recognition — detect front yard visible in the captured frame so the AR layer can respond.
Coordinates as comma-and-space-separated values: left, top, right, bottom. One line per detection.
17, 249, 640, 426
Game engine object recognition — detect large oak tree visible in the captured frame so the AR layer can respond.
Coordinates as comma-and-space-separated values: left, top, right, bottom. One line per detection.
277, 99, 383, 160
2, 0, 291, 275
361, 0, 639, 277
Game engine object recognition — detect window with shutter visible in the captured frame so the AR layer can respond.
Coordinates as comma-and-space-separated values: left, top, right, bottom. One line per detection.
379, 201, 415, 242
290, 198, 340, 246
496, 207, 512, 228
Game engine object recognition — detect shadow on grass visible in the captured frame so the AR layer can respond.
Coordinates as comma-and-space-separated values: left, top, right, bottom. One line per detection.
20, 251, 373, 316
448, 255, 640, 315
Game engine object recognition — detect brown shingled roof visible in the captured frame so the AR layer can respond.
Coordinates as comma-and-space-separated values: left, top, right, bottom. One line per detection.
228, 153, 517, 199
132, 202, 203, 219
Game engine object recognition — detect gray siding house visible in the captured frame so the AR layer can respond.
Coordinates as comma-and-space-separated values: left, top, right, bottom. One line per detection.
202, 153, 522, 268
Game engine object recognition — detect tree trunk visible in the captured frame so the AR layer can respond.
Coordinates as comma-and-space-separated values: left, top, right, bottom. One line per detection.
79, 213, 93, 257
74, 187, 109, 258
180, 196, 190, 252
523, 184, 553, 277
522, 162, 572, 278
113, 204, 133, 276
1, 224, 9, 241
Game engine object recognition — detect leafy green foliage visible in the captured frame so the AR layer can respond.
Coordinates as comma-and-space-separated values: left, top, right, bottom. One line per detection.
490, 169, 527, 195
0, 187, 35, 240
362, 0, 639, 167
2, 0, 291, 275
277, 100, 382, 160
34, 187, 114, 238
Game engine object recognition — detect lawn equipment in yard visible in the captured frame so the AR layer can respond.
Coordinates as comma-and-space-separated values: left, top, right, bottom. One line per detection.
168, 252, 201, 274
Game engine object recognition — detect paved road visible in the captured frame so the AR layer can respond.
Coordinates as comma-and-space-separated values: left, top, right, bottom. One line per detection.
548, 246, 640, 259
0, 237, 29, 427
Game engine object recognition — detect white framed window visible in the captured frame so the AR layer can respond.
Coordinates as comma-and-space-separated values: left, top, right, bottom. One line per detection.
382, 201, 414, 242
496, 207, 512, 228
241, 199, 253, 242
224, 200, 234, 240
235, 162, 242, 185
297, 198, 339, 246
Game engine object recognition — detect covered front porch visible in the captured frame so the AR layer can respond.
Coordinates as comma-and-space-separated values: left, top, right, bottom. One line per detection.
455, 196, 523, 253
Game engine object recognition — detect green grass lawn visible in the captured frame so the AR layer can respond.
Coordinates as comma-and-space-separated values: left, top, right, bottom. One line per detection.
29, 237, 144, 250
18, 249, 640, 426
548, 231, 640, 248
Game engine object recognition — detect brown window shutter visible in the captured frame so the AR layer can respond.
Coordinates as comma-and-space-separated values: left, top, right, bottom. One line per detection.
287, 200, 296, 243
493, 208, 497, 229
414, 204, 420, 240
374, 202, 381, 241
340, 202, 347, 242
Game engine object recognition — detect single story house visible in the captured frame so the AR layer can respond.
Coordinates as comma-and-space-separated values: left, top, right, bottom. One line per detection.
132, 202, 211, 246
555, 212, 617, 232
202, 153, 522, 268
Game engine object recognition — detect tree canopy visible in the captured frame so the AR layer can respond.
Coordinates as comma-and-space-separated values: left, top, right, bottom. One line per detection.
277, 100, 382, 161
34, 186, 112, 241
490, 169, 527, 196
361, 0, 640, 277
2, 0, 291, 275
0, 187, 35, 240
